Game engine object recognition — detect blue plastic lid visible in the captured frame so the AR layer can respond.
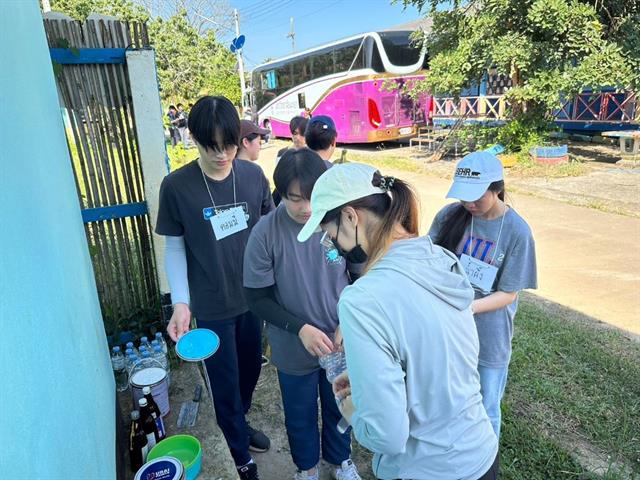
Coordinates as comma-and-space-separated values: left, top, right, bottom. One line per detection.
142, 351, 151, 358
176, 328, 220, 362
112, 346, 120, 352
155, 332, 163, 338
154, 345, 162, 352
141, 336, 148, 343
126, 342, 134, 347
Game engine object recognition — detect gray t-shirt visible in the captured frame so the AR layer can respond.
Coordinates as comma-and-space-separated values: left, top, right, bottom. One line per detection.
429, 202, 537, 368
243, 204, 350, 375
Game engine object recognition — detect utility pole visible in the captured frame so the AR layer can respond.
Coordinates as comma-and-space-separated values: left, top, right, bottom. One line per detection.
287, 17, 295, 53
234, 8, 247, 111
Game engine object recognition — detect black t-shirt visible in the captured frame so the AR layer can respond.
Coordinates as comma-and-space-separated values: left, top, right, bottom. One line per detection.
156, 159, 274, 320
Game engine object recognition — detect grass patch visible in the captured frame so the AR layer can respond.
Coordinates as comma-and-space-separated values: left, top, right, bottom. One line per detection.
345, 150, 426, 174
508, 154, 589, 178
167, 144, 199, 171
502, 301, 640, 479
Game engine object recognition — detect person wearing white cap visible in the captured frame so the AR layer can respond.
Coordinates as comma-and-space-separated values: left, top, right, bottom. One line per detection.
297, 163, 499, 480
429, 151, 538, 440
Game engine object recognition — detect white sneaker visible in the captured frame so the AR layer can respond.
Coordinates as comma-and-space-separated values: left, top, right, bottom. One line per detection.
334, 459, 360, 480
293, 466, 319, 480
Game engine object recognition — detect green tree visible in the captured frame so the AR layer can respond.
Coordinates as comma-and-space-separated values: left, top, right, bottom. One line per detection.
396, 0, 639, 116
49, 0, 149, 22
148, 10, 240, 103
47, 0, 240, 104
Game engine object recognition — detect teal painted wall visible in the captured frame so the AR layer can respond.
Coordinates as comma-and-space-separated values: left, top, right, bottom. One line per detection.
0, 1, 115, 477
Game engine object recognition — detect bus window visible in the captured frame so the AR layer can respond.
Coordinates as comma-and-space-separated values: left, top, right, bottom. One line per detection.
379, 31, 421, 67
264, 70, 278, 89
277, 65, 293, 88
334, 43, 363, 72
369, 42, 384, 73
310, 51, 334, 80
293, 60, 311, 84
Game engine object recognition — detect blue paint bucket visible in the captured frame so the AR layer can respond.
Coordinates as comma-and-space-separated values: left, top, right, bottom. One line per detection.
134, 456, 185, 480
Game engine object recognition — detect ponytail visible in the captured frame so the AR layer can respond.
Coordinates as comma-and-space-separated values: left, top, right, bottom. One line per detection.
322, 171, 420, 270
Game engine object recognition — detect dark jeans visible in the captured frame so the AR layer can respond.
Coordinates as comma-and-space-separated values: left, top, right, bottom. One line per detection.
278, 369, 352, 471
386, 451, 499, 480
198, 311, 262, 466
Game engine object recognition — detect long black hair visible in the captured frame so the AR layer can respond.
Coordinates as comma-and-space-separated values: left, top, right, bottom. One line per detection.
433, 181, 505, 253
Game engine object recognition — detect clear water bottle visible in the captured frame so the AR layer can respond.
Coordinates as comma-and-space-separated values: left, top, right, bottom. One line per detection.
111, 346, 128, 392
125, 348, 133, 358
127, 354, 139, 372
151, 339, 160, 352
155, 332, 168, 354
319, 351, 347, 383
140, 336, 153, 352
153, 345, 171, 386
126, 341, 139, 357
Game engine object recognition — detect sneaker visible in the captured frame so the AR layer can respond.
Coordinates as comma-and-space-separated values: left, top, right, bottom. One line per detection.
294, 466, 319, 480
334, 459, 360, 480
247, 424, 271, 452
237, 462, 260, 480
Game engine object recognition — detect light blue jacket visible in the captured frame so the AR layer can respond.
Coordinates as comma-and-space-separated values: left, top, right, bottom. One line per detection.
339, 236, 498, 480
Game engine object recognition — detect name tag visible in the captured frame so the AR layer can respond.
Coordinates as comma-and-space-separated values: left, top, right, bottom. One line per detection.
460, 253, 498, 294
209, 206, 247, 240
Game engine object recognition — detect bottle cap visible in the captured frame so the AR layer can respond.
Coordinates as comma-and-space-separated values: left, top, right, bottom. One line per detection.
112, 346, 120, 352
138, 398, 148, 407
130, 410, 140, 420
126, 342, 134, 347
142, 351, 151, 358
139, 346, 147, 351
151, 340, 159, 346
125, 348, 133, 354
141, 336, 148, 343
154, 346, 162, 352
155, 332, 163, 338
142, 386, 151, 395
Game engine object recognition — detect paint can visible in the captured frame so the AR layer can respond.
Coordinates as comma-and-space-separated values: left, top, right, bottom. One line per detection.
134, 456, 185, 480
130, 364, 170, 416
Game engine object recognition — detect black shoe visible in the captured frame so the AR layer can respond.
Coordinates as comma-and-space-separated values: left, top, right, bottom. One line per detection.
247, 424, 271, 452
237, 462, 260, 480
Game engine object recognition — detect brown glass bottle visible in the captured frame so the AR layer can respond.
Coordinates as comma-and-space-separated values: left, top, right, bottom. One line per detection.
142, 386, 166, 440
138, 397, 160, 451
129, 410, 148, 471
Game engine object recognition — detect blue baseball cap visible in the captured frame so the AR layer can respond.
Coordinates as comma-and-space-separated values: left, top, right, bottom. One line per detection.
446, 151, 504, 202
306, 115, 336, 134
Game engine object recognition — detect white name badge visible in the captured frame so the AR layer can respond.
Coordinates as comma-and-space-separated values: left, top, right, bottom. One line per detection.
209, 206, 248, 240
460, 253, 498, 293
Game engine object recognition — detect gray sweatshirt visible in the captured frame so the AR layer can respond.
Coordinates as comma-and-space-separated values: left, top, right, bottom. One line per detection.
339, 236, 498, 480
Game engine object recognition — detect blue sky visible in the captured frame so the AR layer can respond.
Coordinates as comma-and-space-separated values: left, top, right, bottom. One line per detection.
225, 0, 424, 69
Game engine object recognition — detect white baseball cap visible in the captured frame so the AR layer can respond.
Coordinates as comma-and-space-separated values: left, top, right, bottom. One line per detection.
297, 163, 387, 242
446, 151, 504, 202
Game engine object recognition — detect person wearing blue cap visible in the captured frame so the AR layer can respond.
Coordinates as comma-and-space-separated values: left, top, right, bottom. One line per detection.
429, 151, 538, 440
297, 163, 499, 480
305, 115, 338, 162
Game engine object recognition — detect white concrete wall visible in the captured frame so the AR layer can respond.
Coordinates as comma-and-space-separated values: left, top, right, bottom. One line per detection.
127, 49, 170, 294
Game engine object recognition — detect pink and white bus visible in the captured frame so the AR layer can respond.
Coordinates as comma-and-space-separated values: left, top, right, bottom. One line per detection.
250, 31, 433, 143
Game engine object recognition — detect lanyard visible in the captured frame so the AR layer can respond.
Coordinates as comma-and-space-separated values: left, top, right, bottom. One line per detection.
198, 159, 236, 210
469, 204, 507, 265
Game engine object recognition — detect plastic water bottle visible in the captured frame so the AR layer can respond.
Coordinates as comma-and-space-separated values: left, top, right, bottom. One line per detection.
140, 351, 153, 367
126, 341, 139, 357
151, 339, 160, 352
127, 354, 139, 372
111, 346, 128, 392
319, 351, 347, 383
140, 336, 153, 352
153, 345, 171, 386
155, 332, 168, 354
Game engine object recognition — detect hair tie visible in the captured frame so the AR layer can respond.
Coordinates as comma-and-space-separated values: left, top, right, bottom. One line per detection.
378, 176, 395, 192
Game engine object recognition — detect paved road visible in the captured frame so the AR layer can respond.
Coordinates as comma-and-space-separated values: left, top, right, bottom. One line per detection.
259, 143, 640, 334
